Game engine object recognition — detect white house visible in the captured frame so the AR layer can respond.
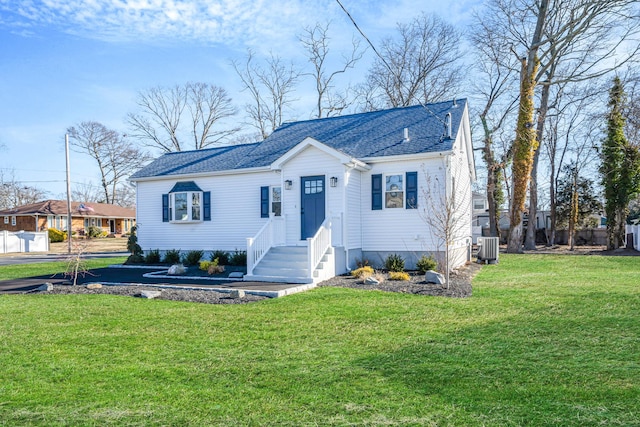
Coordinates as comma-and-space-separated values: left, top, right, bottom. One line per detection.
130, 99, 476, 283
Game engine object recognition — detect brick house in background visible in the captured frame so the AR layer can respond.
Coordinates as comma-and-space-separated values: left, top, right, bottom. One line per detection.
0, 200, 136, 237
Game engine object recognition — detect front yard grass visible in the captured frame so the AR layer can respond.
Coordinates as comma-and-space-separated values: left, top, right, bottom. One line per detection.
0, 254, 638, 426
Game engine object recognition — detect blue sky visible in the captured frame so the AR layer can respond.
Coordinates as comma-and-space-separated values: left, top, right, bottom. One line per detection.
0, 0, 478, 198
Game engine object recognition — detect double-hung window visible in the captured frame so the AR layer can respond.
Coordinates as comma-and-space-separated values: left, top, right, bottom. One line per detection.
163, 181, 211, 223
261, 186, 282, 218
372, 172, 418, 210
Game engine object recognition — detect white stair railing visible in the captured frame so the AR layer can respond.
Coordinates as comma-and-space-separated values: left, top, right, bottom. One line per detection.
247, 217, 286, 276
307, 218, 332, 276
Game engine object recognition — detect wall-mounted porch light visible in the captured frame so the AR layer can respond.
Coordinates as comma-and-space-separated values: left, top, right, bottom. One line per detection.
284, 180, 293, 190
330, 176, 338, 187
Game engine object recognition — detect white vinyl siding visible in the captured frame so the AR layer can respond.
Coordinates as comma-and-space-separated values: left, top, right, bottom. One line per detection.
136, 171, 279, 252
280, 146, 345, 244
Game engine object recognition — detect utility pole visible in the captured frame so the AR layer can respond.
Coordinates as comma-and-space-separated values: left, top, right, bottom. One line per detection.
65, 133, 72, 254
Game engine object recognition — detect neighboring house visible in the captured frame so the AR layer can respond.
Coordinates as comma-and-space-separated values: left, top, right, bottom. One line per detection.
130, 99, 476, 283
0, 200, 136, 237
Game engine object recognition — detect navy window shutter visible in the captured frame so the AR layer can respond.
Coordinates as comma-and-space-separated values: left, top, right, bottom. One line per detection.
406, 172, 418, 209
162, 194, 169, 222
203, 191, 211, 221
260, 186, 269, 218
372, 174, 382, 210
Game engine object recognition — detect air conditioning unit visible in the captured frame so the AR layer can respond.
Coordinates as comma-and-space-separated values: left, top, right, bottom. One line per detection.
477, 237, 499, 264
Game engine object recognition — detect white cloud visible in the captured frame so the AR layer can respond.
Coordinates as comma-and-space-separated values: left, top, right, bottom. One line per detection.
0, 0, 343, 51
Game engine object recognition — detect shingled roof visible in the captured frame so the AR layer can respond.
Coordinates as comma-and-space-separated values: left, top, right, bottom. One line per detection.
0, 200, 136, 218
130, 99, 467, 180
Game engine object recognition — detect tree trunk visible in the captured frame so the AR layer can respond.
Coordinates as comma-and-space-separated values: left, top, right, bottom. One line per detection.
507, 57, 540, 253
525, 82, 551, 250
506, 0, 547, 253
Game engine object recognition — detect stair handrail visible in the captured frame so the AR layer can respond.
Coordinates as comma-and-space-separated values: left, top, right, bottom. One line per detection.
307, 218, 332, 276
247, 218, 275, 276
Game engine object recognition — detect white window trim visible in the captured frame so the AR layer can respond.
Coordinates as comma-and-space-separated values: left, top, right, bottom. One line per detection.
4, 216, 8, 224
11, 216, 16, 226
384, 173, 405, 209
169, 191, 203, 223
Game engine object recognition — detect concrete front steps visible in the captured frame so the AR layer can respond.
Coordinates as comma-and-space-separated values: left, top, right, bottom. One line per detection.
244, 245, 334, 284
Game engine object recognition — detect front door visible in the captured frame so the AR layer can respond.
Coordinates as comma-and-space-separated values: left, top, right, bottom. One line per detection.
301, 175, 325, 240
109, 219, 116, 234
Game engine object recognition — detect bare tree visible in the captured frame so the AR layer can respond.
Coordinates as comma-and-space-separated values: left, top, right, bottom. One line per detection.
127, 83, 239, 152
299, 22, 365, 118
480, 0, 640, 252
359, 13, 465, 110
420, 157, 472, 288
232, 51, 300, 140
0, 170, 48, 210
470, 15, 520, 238
67, 121, 152, 205
71, 181, 104, 203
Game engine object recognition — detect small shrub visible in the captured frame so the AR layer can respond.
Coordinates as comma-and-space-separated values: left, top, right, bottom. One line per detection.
355, 257, 370, 268
127, 225, 143, 258
183, 250, 204, 266
199, 260, 213, 271
388, 271, 410, 281
145, 249, 161, 265
208, 264, 225, 275
86, 226, 103, 238
48, 228, 66, 243
211, 250, 230, 265
351, 266, 374, 278
163, 249, 181, 265
416, 254, 438, 274
385, 253, 405, 272
229, 250, 247, 266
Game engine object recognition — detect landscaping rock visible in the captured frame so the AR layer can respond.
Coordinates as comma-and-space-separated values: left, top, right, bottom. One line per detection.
86, 283, 103, 290
37, 282, 53, 291
138, 290, 162, 299
167, 264, 186, 275
229, 289, 245, 298
364, 276, 380, 285
425, 270, 445, 285
228, 271, 244, 279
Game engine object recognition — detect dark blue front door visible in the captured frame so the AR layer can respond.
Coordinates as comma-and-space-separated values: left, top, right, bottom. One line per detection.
301, 176, 325, 240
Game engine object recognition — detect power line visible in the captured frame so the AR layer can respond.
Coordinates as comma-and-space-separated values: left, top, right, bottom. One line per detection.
335, 0, 448, 126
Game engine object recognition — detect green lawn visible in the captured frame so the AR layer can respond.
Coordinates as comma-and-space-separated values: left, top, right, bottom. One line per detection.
0, 254, 638, 426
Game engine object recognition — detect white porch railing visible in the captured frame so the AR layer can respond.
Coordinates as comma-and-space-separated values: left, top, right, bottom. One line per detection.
307, 218, 332, 276
246, 217, 285, 275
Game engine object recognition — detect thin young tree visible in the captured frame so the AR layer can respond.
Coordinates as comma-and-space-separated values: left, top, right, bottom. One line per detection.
420, 158, 472, 289
0, 170, 48, 210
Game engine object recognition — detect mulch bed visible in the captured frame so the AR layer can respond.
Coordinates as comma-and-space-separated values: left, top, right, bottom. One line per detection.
45, 285, 268, 305
318, 262, 481, 298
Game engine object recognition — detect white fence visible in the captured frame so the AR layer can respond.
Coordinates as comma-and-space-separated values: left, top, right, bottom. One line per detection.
0, 231, 49, 254
627, 225, 640, 251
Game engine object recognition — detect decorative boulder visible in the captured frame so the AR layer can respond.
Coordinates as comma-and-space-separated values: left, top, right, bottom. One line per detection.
228, 272, 244, 279
425, 270, 445, 285
167, 264, 186, 275
229, 289, 245, 298
37, 282, 53, 291
86, 283, 102, 290
138, 290, 162, 299
364, 276, 380, 285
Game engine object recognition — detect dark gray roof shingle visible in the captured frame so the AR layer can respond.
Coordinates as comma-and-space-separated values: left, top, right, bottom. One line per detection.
131, 99, 466, 180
